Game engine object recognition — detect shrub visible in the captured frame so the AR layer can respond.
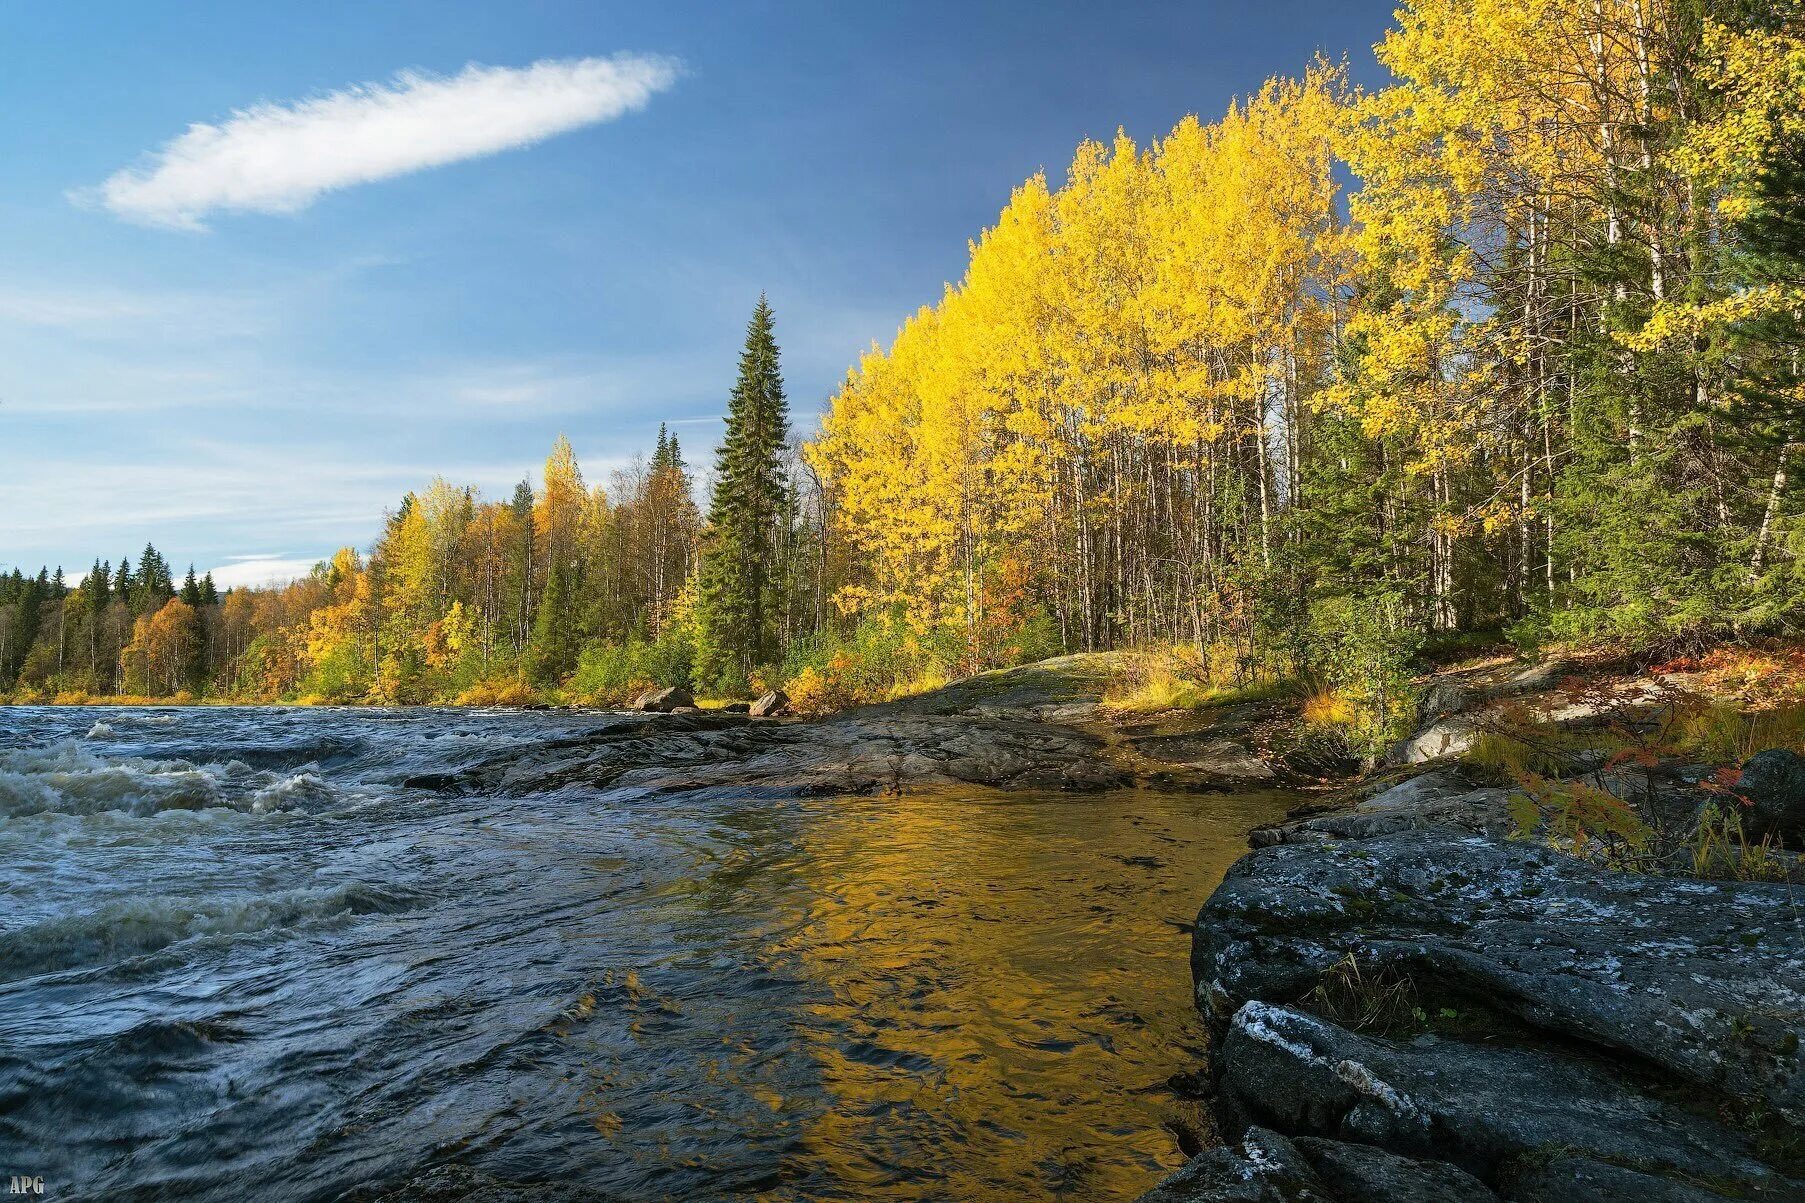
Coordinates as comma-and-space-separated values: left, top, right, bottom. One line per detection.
1296, 592, 1422, 758
781, 617, 950, 712
568, 633, 694, 706
454, 678, 542, 707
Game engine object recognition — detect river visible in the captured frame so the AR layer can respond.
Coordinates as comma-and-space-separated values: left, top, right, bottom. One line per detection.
0, 706, 1293, 1201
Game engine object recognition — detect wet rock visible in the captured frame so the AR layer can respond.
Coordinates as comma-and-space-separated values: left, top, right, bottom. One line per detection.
719, 701, 751, 714
1194, 834, 1805, 1122
1736, 748, 1805, 843
1249, 771, 1511, 846
1132, 733, 1276, 780
633, 687, 693, 713
1135, 1127, 1328, 1201
1219, 1002, 1792, 1196
1292, 1137, 1497, 1201
749, 690, 789, 717
1137, 1127, 1502, 1202
437, 710, 1128, 799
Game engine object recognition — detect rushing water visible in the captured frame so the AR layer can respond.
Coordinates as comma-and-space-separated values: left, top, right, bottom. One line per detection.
0, 706, 1293, 1201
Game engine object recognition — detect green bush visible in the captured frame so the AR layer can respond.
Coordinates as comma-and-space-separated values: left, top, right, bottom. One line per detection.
1298, 591, 1422, 758
569, 630, 694, 705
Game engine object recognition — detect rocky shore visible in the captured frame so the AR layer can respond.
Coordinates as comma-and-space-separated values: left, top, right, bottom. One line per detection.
1138, 667, 1805, 1202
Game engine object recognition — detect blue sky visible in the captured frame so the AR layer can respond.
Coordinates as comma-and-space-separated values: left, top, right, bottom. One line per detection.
0, 0, 1393, 587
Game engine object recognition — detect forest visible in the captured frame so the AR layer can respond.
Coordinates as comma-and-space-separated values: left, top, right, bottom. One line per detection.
4, 0, 1802, 756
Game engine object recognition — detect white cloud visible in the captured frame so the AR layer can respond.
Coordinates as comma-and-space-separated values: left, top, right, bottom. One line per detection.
205, 555, 326, 590
79, 54, 681, 229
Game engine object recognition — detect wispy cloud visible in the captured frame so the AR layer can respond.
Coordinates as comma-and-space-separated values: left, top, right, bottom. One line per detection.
206, 555, 326, 590
78, 54, 681, 229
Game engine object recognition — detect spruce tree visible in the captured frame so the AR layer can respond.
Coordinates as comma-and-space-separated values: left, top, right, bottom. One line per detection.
201, 572, 218, 605
695, 295, 791, 691
510, 478, 536, 652
526, 555, 579, 685
180, 565, 202, 606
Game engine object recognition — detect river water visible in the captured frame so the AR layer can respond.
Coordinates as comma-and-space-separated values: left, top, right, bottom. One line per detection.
0, 706, 1292, 1201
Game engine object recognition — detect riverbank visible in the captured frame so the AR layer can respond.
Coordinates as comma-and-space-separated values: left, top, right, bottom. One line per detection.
1131, 652, 1805, 1202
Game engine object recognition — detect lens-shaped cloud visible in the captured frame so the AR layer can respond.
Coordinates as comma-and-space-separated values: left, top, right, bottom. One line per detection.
77, 54, 681, 230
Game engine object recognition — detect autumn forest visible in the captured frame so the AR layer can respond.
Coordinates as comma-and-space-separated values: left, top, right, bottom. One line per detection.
5, 0, 1802, 752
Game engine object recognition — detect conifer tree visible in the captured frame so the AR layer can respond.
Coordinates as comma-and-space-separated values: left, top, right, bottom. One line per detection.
509, 479, 536, 652
180, 565, 202, 606
526, 555, 578, 684
87, 560, 109, 612
695, 295, 791, 690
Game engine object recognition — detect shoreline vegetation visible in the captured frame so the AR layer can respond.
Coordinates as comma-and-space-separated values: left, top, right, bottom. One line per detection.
5, 1, 1804, 746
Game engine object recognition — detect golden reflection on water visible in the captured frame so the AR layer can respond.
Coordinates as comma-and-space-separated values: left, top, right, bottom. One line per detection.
753, 786, 1294, 1202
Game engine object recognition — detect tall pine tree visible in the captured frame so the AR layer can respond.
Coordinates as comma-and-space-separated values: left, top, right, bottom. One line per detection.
696, 295, 791, 691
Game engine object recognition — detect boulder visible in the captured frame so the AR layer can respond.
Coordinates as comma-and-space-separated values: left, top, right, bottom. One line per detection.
1218, 1002, 1792, 1196
719, 701, 751, 714
1292, 1138, 1496, 1202
749, 690, 790, 718
1385, 715, 1475, 765
1135, 1127, 1328, 1201
1736, 748, 1805, 843
1132, 733, 1276, 780
1194, 834, 1805, 1122
1250, 772, 1512, 846
633, 686, 694, 713
1415, 680, 1471, 726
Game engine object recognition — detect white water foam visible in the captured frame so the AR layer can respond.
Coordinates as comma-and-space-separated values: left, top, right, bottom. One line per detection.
0, 741, 339, 819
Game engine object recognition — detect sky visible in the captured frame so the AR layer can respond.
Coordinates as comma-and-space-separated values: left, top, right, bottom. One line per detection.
0, 0, 1395, 589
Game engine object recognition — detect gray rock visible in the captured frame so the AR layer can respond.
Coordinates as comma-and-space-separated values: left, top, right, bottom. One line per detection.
1385, 715, 1476, 765
432, 710, 1129, 799
749, 690, 789, 717
1736, 748, 1805, 843
1502, 1155, 1742, 1202
1220, 1002, 1792, 1195
633, 686, 693, 713
719, 701, 751, 714
1251, 772, 1512, 846
1133, 733, 1276, 780
1416, 680, 1471, 726
1135, 1127, 1329, 1201
1194, 834, 1805, 1123
1293, 1137, 1497, 1202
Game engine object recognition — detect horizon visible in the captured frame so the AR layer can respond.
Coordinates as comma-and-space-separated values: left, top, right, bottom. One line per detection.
0, 0, 1391, 588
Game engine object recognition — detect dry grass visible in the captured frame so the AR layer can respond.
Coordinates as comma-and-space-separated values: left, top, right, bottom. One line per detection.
1306, 954, 1421, 1035
1101, 644, 1271, 714
454, 679, 544, 707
